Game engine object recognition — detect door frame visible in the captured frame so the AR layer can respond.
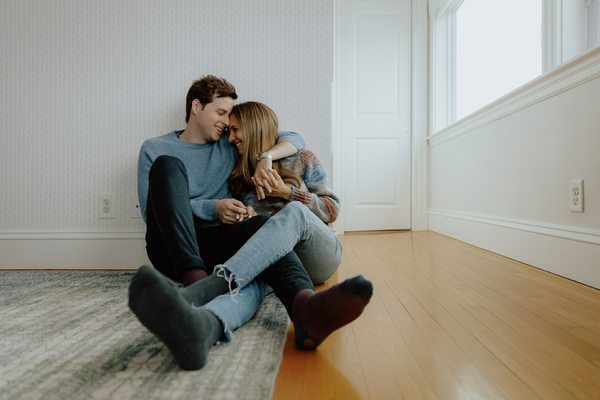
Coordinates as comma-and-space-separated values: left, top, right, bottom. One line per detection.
331, 0, 429, 233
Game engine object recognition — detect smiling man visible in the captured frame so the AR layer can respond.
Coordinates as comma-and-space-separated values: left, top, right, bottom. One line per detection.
137, 75, 304, 285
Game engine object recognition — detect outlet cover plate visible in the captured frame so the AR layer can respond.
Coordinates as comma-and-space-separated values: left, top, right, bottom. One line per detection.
569, 179, 584, 213
98, 192, 115, 219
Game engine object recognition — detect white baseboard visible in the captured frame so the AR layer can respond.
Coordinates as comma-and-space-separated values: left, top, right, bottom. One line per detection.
428, 210, 600, 289
0, 231, 149, 269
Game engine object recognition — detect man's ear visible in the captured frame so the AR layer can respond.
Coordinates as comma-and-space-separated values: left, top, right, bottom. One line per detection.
192, 99, 204, 115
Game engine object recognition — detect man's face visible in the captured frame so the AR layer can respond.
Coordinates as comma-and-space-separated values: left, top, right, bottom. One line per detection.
194, 96, 235, 143
227, 114, 245, 155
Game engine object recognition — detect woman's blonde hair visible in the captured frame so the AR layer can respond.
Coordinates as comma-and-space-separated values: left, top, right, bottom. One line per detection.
228, 101, 301, 198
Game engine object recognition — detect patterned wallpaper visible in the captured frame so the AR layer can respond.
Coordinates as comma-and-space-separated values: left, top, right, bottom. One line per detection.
0, 0, 333, 232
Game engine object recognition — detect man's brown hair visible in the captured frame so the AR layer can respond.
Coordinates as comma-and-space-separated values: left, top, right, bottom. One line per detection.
185, 75, 237, 123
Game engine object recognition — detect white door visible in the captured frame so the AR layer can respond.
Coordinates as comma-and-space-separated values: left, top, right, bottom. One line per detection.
339, 0, 412, 231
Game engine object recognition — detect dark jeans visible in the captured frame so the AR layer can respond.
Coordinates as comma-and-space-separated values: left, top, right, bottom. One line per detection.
144, 155, 312, 313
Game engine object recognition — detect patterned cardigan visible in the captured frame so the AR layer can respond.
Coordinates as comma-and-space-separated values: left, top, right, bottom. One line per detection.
239, 149, 340, 224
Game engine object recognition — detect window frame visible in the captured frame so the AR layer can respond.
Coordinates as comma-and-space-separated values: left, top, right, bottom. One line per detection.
430, 0, 599, 135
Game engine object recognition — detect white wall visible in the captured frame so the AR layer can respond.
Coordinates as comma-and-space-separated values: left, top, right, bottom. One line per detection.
0, 0, 333, 268
428, 48, 600, 289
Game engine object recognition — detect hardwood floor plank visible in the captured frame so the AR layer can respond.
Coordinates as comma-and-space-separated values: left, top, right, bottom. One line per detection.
471, 330, 575, 400
370, 233, 532, 398
435, 253, 600, 362
466, 304, 599, 399
396, 267, 540, 399
566, 326, 600, 359
273, 231, 600, 400
376, 264, 499, 399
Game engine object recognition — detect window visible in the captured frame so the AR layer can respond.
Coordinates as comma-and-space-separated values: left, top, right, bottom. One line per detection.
456, 0, 542, 120
430, 0, 600, 132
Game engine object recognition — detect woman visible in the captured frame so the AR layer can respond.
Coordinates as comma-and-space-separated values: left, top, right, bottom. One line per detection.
228, 101, 342, 284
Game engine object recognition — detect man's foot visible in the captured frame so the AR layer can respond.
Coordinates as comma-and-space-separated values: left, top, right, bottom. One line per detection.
292, 275, 373, 350
180, 265, 234, 306
128, 265, 223, 370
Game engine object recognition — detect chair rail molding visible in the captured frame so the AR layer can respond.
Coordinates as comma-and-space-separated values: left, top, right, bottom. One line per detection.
428, 46, 600, 147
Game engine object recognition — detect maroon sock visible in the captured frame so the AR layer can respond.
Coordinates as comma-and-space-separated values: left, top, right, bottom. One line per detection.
292, 275, 373, 350
182, 268, 208, 287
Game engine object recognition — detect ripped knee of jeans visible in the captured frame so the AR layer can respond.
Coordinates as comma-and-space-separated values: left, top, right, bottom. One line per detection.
214, 265, 242, 302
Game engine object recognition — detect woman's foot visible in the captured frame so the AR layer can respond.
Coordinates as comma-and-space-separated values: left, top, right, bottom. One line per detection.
292, 275, 373, 350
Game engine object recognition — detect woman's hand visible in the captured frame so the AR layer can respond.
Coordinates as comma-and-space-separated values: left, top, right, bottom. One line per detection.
252, 169, 292, 200
252, 158, 274, 200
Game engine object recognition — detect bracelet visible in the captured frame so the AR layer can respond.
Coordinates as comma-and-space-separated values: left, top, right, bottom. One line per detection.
256, 152, 273, 162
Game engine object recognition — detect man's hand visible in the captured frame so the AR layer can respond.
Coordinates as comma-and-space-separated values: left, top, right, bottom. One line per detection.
253, 169, 292, 200
216, 199, 248, 224
246, 205, 257, 218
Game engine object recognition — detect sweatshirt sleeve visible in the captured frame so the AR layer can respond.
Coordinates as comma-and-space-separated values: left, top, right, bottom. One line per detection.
190, 198, 218, 221
277, 131, 305, 151
289, 151, 340, 224
137, 142, 153, 223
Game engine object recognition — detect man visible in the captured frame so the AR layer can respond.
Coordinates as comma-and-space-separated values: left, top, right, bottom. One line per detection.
136, 75, 301, 285
129, 75, 373, 370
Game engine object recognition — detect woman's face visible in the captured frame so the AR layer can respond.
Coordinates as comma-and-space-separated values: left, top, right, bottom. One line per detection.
228, 114, 245, 154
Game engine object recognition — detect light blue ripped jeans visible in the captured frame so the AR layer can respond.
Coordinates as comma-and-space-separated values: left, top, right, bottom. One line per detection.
204, 201, 342, 340
221, 201, 342, 290
203, 279, 267, 342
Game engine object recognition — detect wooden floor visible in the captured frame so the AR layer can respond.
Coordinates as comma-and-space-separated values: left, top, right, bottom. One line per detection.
273, 231, 600, 400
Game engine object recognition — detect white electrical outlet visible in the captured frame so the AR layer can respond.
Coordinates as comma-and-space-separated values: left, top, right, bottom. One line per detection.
569, 179, 584, 212
98, 192, 115, 219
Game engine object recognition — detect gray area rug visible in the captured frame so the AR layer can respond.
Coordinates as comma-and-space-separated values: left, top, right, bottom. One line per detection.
0, 271, 289, 400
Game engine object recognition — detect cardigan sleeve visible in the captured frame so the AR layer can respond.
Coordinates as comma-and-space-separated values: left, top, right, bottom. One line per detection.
289, 150, 340, 224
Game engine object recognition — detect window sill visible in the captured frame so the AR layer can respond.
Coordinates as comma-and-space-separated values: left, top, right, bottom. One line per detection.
428, 46, 600, 147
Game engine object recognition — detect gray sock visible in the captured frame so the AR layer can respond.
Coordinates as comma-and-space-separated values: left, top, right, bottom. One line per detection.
180, 265, 234, 306
128, 265, 223, 370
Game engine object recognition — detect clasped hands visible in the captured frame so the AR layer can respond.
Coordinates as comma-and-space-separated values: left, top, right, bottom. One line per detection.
251, 158, 292, 201
216, 159, 292, 224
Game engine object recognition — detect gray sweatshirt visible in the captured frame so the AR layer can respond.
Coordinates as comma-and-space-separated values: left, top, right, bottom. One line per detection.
137, 130, 304, 224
